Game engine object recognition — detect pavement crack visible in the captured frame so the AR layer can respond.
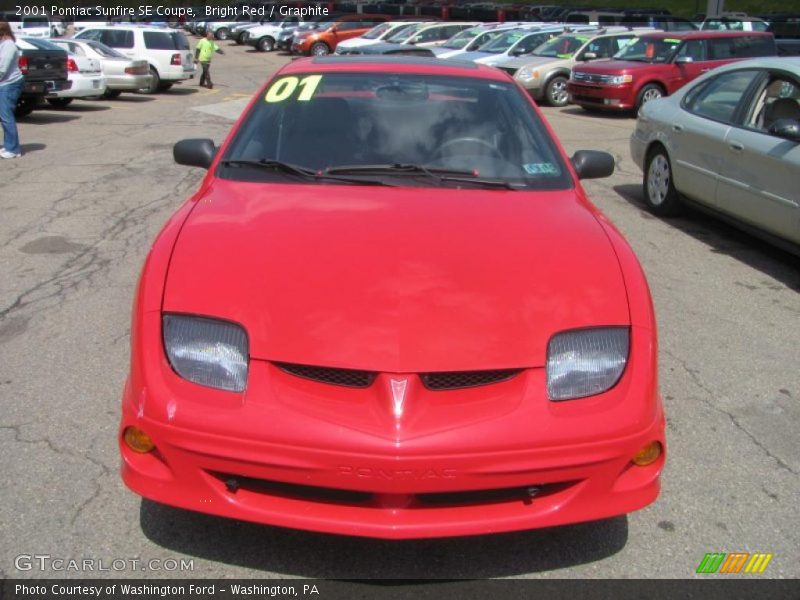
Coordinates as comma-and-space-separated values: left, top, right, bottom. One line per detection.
664, 350, 798, 476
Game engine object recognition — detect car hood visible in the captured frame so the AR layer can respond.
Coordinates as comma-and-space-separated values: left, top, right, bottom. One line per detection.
449, 50, 493, 62
163, 182, 630, 372
510, 54, 567, 70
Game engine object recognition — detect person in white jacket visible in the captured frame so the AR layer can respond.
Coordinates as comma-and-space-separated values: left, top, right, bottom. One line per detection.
0, 20, 24, 158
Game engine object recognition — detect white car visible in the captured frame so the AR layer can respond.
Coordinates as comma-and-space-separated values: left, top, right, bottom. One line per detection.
247, 17, 308, 52
49, 38, 152, 98
73, 26, 195, 93
433, 22, 531, 58
207, 16, 258, 40
73, 21, 110, 33
472, 26, 574, 67
335, 21, 426, 54
42, 43, 106, 107
386, 22, 480, 49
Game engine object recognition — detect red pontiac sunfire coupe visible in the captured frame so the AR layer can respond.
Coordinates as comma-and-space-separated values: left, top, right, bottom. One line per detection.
120, 56, 665, 539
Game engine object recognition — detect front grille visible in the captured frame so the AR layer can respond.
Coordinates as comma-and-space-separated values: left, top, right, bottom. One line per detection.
211, 471, 575, 509
418, 481, 575, 506
211, 472, 372, 505
572, 72, 617, 85
275, 362, 377, 388
421, 369, 522, 391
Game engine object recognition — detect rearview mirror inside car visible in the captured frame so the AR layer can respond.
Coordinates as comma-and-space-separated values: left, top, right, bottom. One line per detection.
571, 150, 615, 180
174, 139, 217, 169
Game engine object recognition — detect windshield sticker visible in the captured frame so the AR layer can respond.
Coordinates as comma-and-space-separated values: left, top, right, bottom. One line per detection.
523, 163, 559, 175
265, 75, 323, 103
664, 38, 681, 43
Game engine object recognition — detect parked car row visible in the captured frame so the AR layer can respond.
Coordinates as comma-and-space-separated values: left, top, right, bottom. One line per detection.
14, 24, 195, 116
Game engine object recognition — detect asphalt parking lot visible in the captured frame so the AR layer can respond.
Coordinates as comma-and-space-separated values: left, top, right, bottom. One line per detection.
1, 39, 799, 580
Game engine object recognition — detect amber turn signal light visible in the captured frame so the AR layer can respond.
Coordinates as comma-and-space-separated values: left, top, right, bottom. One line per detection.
632, 441, 662, 466
123, 426, 155, 453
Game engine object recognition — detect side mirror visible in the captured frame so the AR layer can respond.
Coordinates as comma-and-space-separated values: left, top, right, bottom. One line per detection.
174, 138, 216, 169
582, 51, 597, 60
675, 56, 693, 64
768, 119, 800, 143
571, 150, 615, 179
511, 47, 526, 56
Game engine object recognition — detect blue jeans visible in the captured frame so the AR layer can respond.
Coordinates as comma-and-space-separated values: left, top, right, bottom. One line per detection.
0, 78, 24, 154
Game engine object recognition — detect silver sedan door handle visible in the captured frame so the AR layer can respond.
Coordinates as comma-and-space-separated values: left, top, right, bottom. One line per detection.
729, 141, 744, 152
672, 124, 683, 132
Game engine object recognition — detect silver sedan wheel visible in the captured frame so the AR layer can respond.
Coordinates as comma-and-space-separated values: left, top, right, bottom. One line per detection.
548, 77, 568, 106
647, 153, 671, 206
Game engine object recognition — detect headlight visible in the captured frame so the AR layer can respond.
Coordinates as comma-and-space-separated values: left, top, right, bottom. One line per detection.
546, 327, 629, 401
516, 66, 540, 82
163, 314, 249, 392
608, 74, 633, 85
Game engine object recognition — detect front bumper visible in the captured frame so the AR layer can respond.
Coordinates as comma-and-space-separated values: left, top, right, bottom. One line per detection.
567, 81, 636, 111
120, 313, 665, 539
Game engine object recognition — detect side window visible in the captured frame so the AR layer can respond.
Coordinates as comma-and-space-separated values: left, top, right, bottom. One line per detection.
684, 69, 760, 123
612, 36, 635, 54
144, 32, 176, 50
749, 77, 800, 131
584, 37, 610, 58
517, 33, 547, 54
676, 39, 706, 61
103, 29, 134, 49
336, 21, 361, 32
731, 36, 776, 58
69, 43, 85, 56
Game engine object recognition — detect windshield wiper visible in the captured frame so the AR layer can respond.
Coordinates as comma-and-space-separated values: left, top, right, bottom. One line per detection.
324, 163, 522, 190
220, 159, 393, 186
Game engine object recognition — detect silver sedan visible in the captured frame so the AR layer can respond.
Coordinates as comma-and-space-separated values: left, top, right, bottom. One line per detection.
630, 57, 800, 253
48, 38, 152, 98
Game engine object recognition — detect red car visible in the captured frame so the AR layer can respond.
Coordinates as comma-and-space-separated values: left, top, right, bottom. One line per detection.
120, 57, 665, 539
568, 31, 777, 112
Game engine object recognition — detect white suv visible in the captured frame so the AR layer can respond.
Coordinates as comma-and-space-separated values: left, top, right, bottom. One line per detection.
74, 26, 195, 93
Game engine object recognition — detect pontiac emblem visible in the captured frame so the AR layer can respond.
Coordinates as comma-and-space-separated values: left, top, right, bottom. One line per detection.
390, 378, 408, 419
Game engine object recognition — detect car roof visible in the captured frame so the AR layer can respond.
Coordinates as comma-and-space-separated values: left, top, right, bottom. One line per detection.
700, 55, 800, 71
282, 56, 509, 81
639, 30, 774, 39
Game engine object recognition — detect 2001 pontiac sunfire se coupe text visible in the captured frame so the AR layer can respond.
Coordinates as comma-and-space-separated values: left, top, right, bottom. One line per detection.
119, 56, 666, 539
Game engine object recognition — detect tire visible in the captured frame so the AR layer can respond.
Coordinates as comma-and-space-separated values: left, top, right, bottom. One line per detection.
544, 75, 569, 107
636, 83, 664, 112
236, 31, 249, 44
644, 146, 681, 216
103, 89, 122, 99
257, 36, 275, 52
141, 67, 160, 94
46, 98, 73, 108
310, 42, 330, 56
15, 97, 38, 117
215, 27, 229, 40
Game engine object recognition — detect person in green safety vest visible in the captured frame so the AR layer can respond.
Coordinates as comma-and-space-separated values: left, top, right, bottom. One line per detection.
195, 31, 224, 89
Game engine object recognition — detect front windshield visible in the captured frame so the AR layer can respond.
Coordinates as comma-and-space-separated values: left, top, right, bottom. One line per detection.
614, 37, 681, 62
362, 22, 393, 40
387, 22, 426, 43
480, 30, 527, 54
534, 35, 588, 58
442, 29, 479, 49
221, 72, 572, 190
